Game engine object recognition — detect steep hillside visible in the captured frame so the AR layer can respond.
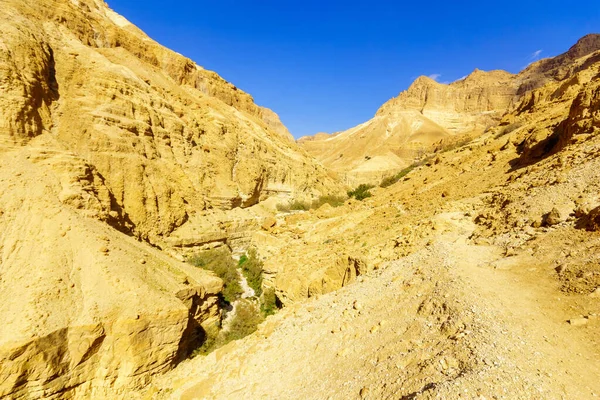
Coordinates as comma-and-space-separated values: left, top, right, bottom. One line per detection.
0, 0, 342, 398
300, 36, 600, 185
299, 107, 451, 185
0, 144, 223, 399
0, 0, 342, 243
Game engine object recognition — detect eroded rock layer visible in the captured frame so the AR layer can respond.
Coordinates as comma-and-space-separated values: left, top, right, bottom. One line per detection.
0, 0, 342, 397
0, 0, 342, 242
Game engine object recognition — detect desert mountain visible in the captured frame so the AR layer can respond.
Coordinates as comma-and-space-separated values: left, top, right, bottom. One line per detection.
0, 0, 342, 398
300, 35, 600, 185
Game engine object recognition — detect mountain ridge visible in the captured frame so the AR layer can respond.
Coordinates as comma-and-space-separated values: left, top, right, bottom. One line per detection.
299, 34, 600, 185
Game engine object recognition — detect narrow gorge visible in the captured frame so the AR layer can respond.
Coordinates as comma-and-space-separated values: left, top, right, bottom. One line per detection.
0, 1, 599, 399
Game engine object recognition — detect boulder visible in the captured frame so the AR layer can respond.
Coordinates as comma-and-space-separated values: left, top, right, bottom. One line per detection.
544, 208, 564, 226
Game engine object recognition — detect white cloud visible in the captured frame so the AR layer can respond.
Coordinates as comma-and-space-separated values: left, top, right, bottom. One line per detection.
530, 49, 543, 60
428, 73, 442, 81
522, 50, 544, 70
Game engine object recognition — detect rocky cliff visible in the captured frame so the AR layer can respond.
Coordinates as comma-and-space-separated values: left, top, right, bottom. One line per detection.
0, 0, 342, 397
0, 0, 342, 243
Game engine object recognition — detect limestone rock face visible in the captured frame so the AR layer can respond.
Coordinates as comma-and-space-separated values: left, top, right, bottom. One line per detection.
264, 251, 369, 305
379, 70, 517, 134
562, 80, 600, 141
0, 14, 59, 144
0, 146, 223, 399
517, 34, 600, 94
505, 45, 600, 162
300, 70, 518, 185
0, 0, 342, 397
0, 0, 342, 243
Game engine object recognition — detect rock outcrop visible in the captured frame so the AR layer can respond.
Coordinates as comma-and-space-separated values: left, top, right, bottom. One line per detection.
0, 0, 343, 397
379, 70, 517, 134
516, 34, 600, 95
0, 146, 223, 399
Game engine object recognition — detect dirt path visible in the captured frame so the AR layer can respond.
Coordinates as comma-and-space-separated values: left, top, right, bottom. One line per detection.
440, 212, 600, 399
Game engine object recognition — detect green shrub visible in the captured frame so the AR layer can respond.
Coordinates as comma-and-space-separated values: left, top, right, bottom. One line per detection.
312, 195, 347, 208
380, 165, 416, 188
276, 203, 291, 212
348, 184, 374, 201
222, 300, 263, 342
436, 137, 473, 153
260, 287, 280, 317
191, 300, 263, 356
191, 323, 220, 357
239, 248, 263, 297
277, 194, 348, 212
289, 200, 310, 211
188, 247, 242, 304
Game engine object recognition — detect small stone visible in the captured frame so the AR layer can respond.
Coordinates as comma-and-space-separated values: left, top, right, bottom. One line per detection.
370, 325, 379, 334
568, 318, 588, 326
544, 208, 563, 226
261, 217, 277, 230
139, 259, 146, 265
353, 300, 362, 311
589, 288, 600, 298
99, 246, 109, 254
359, 387, 370, 399
337, 348, 350, 357
440, 358, 449, 370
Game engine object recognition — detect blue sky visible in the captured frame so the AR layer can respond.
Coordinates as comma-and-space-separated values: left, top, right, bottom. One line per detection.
107, 1, 600, 138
